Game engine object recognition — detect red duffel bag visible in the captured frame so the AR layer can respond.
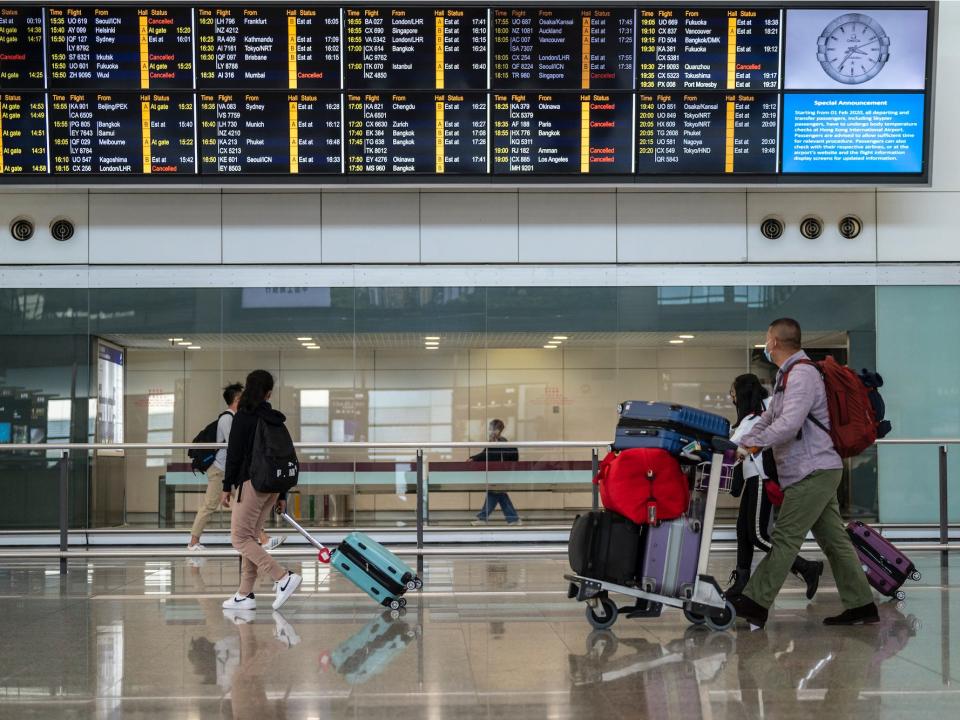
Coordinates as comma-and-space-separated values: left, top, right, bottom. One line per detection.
594, 448, 690, 525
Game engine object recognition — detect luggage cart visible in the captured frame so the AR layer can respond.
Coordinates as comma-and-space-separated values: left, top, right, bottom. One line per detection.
565, 437, 738, 632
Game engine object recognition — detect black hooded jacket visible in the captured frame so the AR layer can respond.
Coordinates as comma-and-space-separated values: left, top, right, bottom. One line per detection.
223, 401, 288, 494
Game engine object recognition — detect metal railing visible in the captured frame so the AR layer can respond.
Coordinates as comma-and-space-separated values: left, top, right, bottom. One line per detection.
0, 438, 955, 573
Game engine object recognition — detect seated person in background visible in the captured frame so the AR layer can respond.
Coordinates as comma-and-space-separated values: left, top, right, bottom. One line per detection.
470, 419, 521, 526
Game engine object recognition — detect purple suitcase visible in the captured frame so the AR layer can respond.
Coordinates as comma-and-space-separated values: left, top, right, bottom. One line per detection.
639, 516, 702, 600
846, 520, 921, 600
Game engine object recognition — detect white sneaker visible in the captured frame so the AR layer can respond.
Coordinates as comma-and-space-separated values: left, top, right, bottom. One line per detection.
222, 608, 256, 625
272, 611, 301, 648
187, 543, 205, 551
272, 572, 302, 611
262, 535, 287, 552
471, 519, 486, 527
222, 593, 256, 611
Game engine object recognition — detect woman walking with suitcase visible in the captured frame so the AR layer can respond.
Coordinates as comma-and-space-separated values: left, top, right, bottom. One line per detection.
221, 370, 302, 613
726, 374, 823, 599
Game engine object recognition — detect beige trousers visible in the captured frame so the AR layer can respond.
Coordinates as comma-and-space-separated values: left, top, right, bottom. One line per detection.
231, 480, 286, 595
190, 466, 225, 538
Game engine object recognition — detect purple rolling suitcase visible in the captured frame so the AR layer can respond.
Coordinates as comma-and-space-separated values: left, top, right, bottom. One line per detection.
639, 516, 702, 600
846, 521, 921, 601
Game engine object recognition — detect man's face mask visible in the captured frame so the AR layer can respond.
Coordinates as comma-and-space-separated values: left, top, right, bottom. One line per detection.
764, 338, 775, 364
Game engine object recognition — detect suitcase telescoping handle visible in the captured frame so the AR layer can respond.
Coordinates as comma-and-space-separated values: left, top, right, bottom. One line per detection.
278, 509, 332, 564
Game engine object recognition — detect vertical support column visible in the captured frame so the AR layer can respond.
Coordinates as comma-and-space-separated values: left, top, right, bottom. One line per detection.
59, 450, 69, 575
416, 448, 424, 551
591, 448, 599, 511
939, 445, 949, 552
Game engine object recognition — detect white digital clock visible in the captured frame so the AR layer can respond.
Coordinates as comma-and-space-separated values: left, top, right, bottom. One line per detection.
816, 13, 890, 84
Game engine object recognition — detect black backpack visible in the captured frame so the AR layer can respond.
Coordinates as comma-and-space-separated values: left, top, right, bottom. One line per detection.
187, 411, 231, 474
858, 369, 893, 439
249, 418, 300, 494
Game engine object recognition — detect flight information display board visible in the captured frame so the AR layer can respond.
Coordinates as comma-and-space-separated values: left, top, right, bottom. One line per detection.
0, 3, 936, 182
343, 6, 488, 89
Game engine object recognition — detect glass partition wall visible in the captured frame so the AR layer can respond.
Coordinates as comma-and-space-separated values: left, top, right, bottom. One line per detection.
0, 285, 880, 532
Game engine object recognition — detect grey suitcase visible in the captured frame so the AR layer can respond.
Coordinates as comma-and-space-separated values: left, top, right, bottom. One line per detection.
639, 516, 702, 600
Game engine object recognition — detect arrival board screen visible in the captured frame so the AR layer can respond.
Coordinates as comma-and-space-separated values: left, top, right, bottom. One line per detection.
0, 4, 935, 182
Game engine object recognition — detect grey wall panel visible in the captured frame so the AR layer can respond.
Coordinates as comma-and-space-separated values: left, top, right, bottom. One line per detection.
421, 193, 518, 263
877, 191, 959, 262
89, 193, 221, 264
617, 192, 747, 263
746, 191, 877, 263
0, 193, 89, 265
519, 192, 616, 263
321, 192, 420, 263
222, 193, 322, 263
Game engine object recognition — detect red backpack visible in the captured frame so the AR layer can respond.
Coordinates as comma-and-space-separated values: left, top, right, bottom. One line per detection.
781, 356, 877, 458
594, 448, 689, 525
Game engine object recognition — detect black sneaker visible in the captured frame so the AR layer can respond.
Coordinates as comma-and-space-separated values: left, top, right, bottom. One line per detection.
728, 593, 769, 629
823, 602, 880, 626
793, 559, 825, 601
725, 568, 750, 597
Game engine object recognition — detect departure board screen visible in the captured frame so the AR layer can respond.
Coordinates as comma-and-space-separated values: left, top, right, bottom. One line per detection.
196, 6, 341, 88
492, 7, 635, 90
0, 4, 936, 182
346, 91, 487, 173
344, 7, 488, 89
492, 92, 632, 174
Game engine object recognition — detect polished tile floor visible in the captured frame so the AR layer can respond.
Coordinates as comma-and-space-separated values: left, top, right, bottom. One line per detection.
0, 551, 957, 719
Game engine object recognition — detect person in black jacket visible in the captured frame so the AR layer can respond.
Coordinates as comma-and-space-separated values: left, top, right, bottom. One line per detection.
470, 419, 522, 526
220, 370, 302, 613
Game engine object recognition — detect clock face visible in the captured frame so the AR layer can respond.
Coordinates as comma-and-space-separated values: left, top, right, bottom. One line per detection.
817, 13, 890, 84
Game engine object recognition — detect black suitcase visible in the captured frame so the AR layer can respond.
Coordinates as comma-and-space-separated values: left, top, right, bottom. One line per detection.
614, 401, 730, 454
568, 510, 643, 586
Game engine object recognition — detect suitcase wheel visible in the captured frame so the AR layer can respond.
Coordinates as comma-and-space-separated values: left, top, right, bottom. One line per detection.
704, 600, 736, 632
585, 597, 618, 630
896, 590, 906, 602
683, 608, 707, 626
389, 599, 402, 611
910, 570, 922, 582
414, 578, 423, 590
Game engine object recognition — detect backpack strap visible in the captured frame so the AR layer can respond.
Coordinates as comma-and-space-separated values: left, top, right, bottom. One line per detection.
775, 358, 829, 441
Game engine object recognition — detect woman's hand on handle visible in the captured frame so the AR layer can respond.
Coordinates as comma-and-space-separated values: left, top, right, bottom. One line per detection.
276, 498, 287, 516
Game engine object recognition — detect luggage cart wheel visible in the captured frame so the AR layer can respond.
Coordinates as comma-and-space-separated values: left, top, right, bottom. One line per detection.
895, 590, 906, 602
683, 608, 707, 626
704, 600, 736, 632
586, 597, 618, 630
910, 570, 922, 582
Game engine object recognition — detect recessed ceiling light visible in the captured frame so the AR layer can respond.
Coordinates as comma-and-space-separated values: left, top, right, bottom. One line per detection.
424, 336, 440, 341
297, 337, 313, 342
424, 341, 440, 346
552, 335, 568, 340
754, 344, 766, 348
543, 344, 558, 349
187, 345, 201, 350
171, 338, 183, 342
177, 341, 191, 346
678, 334, 695, 339
306, 346, 320, 350
669, 340, 684, 345
425, 346, 439, 351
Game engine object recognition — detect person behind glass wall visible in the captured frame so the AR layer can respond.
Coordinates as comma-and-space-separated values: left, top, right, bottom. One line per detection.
221, 370, 302, 613
726, 373, 823, 599
470, 419, 522, 526
187, 382, 285, 554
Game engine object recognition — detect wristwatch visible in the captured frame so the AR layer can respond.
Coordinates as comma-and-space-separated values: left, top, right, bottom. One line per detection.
816, 12, 890, 84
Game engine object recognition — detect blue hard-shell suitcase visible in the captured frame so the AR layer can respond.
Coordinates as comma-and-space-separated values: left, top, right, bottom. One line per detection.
332, 531, 422, 610
281, 513, 423, 610
614, 401, 730, 453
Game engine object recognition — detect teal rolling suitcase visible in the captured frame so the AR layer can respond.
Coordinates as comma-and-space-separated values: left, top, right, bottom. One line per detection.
322, 611, 419, 684
281, 513, 423, 610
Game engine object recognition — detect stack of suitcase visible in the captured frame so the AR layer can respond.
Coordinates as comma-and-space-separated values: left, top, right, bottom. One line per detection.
569, 401, 729, 601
